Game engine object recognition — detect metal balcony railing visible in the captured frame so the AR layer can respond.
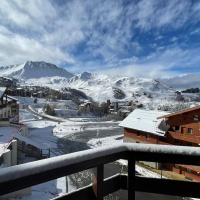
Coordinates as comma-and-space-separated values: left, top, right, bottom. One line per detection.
1, 143, 200, 200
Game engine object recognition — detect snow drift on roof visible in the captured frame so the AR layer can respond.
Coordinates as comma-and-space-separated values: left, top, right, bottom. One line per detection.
119, 109, 170, 136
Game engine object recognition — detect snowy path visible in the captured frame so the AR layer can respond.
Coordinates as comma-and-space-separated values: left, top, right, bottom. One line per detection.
27, 106, 67, 122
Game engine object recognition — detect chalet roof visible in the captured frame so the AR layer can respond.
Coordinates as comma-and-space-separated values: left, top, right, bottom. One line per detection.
0, 87, 6, 98
0, 127, 18, 157
7, 95, 18, 102
119, 109, 170, 136
158, 105, 200, 119
0, 126, 40, 158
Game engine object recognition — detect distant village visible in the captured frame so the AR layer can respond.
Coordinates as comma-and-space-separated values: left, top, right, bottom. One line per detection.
0, 77, 139, 172
0, 86, 49, 168
0, 76, 143, 119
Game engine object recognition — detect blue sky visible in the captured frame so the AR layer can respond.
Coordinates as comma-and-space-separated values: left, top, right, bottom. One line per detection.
0, 0, 199, 78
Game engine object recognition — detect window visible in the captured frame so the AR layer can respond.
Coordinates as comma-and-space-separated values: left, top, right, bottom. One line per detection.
181, 127, 184, 134
187, 168, 193, 173
193, 115, 199, 121
187, 128, 193, 134
175, 126, 179, 131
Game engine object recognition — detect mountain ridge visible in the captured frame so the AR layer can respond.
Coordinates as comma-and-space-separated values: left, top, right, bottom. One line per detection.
0, 61, 74, 80
0, 61, 199, 102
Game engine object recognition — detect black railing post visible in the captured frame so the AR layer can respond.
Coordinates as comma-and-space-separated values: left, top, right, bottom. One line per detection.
97, 164, 104, 200
128, 158, 135, 200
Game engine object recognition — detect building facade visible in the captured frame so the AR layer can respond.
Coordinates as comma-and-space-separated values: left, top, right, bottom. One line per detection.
158, 106, 200, 146
0, 87, 19, 123
120, 106, 200, 181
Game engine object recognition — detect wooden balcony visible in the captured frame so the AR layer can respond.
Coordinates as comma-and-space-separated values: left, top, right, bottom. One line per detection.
1, 143, 200, 200
168, 131, 200, 145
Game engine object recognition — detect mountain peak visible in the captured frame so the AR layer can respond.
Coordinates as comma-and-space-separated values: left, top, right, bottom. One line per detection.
0, 61, 74, 80
24, 61, 57, 68
79, 72, 92, 80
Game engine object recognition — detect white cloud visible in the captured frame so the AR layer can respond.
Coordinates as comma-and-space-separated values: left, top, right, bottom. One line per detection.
0, 28, 74, 66
101, 45, 200, 78
0, 0, 75, 65
156, 0, 190, 28
0, 0, 199, 79
135, 0, 193, 30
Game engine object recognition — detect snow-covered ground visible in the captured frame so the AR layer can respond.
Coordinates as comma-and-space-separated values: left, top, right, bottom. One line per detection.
53, 121, 120, 138
87, 135, 123, 148
0, 122, 66, 200
0, 108, 163, 199
19, 109, 41, 122
136, 165, 165, 179
7, 105, 122, 199
16, 96, 47, 106
22, 120, 58, 150
117, 159, 166, 179
1, 103, 189, 200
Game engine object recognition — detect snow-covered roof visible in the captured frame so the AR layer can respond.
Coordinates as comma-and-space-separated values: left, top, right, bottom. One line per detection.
0, 127, 18, 157
14, 134, 41, 149
0, 87, 6, 98
7, 95, 18, 101
0, 126, 43, 157
119, 109, 170, 136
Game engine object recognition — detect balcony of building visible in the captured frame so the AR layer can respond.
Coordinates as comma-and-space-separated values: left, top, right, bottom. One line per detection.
0, 143, 200, 200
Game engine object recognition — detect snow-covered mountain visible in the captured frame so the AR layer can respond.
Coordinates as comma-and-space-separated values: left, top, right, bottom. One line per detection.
67, 72, 174, 102
1, 60, 199, 103
0, 61, 73, 80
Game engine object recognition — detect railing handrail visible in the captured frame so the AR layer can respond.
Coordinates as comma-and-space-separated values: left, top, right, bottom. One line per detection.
1, 143, 200, 183
1, 143, 200, 197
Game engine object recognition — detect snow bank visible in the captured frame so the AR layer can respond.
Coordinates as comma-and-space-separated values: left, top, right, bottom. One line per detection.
21, 120, 58, 150
0, 127, 18, 156
87, 135, 123, 148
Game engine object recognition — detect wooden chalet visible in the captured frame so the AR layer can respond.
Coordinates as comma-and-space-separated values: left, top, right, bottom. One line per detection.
0, 87, 19, 123
120, 106, 200, 181
119, 109, 170, 145
158, 105, 200, 146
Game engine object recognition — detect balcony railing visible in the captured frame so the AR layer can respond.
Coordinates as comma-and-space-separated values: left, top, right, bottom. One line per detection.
1, 143, 200, 200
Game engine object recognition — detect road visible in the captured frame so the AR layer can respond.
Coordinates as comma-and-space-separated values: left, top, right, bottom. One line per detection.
27, 105, 66, 122
57, 125, 183, 200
